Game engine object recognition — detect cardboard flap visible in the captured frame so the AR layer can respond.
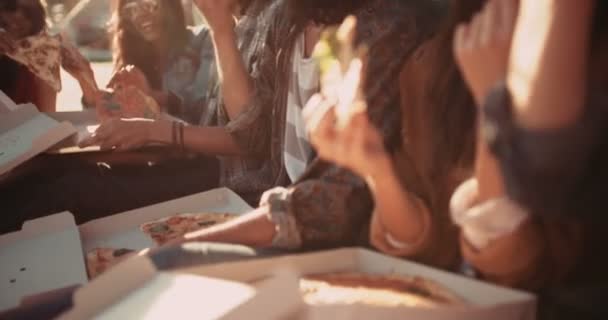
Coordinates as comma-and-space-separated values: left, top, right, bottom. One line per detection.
45, 110, 101, 154
0, 90, 17, 114
0, 104, 39, 134
63, 263, 260, 320
59, 256, 157, 320
223, 270, 303, 320
0, 213, 87, 312
0, 107, 77, 176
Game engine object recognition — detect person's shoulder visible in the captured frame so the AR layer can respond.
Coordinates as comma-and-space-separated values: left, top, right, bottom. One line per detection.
185, 25, 213, 47
187, 25, 212, 38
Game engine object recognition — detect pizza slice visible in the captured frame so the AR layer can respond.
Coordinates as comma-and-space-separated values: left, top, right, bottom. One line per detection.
85, 248, 136, 280
1, 30, 62, 92
96, 86, 161, 120
300, 272, 466, 308
140, 213, 236, 246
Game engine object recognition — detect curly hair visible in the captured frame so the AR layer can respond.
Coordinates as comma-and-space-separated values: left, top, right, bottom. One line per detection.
0, 0, 46, 98
111, 0, 189, 90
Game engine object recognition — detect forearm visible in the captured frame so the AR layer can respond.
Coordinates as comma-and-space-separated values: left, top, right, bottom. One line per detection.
181, 207, 277, 247
148, 120, 245, 156
366, 156, 429, 245
79, 79, 98, 108
212, 28, 254, 120
508, 0, 594, 129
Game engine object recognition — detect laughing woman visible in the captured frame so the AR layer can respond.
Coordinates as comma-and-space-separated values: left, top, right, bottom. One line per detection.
90, 0, 230, 123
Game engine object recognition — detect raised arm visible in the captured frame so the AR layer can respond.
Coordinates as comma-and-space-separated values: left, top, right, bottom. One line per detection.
508, 0, 594, 129
194, 0, 254, 120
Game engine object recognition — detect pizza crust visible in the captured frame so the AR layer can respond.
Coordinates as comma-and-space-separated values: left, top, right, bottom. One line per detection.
300, 272, 466, 308
140, 213, 236, 246
85, 248, 135, 279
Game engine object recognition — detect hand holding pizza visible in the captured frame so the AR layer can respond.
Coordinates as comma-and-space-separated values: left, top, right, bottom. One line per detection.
304, 17, 389, 178
95, 85, 160, 121
107, 65, 152, 96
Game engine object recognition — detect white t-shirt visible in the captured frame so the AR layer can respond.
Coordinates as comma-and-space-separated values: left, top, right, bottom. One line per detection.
283, 33, 320, 183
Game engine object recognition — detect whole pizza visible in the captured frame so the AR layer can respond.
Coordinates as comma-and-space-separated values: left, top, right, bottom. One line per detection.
300, 272, 466, 308
140, 213, 236, 246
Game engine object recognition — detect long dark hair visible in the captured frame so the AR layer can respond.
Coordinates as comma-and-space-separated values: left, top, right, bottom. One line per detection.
111, 0, 188, 90
393, 0, 482, 234
0, 0, 46, 97
423, 0, 484, 175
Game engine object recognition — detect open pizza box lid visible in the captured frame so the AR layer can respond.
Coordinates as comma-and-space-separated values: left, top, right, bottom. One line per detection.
57, 257, 302, 319
45, 109, 101, 154
0, 187, 252, 314
0, 103, 78, 176
178, 248, 537, 320
0, 212, 88, 311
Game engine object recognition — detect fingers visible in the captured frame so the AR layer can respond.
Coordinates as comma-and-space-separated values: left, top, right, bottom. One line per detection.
304, 94, 338, 149
453, 23, 469, 60
107, 66, 131, 89
479, 0, 499, 46
79, 121, 117, 150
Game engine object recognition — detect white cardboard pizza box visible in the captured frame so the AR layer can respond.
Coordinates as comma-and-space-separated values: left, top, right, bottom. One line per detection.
0, 188, 251, 313
0, 103, 77, 176
0, 212, 88, 311
45, 109, 101, 154
79, 187, 253, 252
179, 248, 537, 320
57, 257, 302, 320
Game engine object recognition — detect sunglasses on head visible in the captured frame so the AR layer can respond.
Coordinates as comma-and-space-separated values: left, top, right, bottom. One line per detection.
121, 0, 160, 20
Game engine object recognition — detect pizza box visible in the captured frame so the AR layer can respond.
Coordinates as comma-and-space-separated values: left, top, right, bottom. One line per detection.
0, 103, 78, 176
0, 188, 252, 314
57, 258, 302, 319
0, 212, 88, 311
0, 90, 18, 114
78, 187, 253, 252
178, 248, 537, 320
45, 109, 101, 154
